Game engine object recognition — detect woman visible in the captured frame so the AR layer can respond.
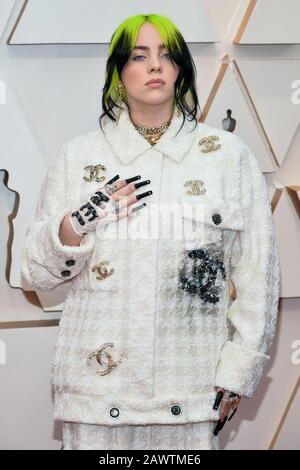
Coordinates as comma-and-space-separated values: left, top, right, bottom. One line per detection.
22, 13, 280, 450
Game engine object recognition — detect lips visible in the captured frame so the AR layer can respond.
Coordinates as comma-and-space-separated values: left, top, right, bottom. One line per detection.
145, 79, 165, 85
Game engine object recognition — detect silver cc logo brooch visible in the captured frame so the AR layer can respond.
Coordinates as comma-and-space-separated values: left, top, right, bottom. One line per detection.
199, 135, 221, 153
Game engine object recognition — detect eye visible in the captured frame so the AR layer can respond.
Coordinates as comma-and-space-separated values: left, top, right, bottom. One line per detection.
132, 52, 171, 61
133, 55, 147, 61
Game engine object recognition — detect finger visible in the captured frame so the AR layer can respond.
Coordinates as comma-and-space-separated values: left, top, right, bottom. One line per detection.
125, 175, 142, 184
96, 200, 146, 229
105, 175, 141, 194
219, 396, 232, 421
102, 178, 126, 196
112, 179, 151, 201
100, 175, 135, 198
117, 200, 149, 218
218, 414, 229, 431
110, 200, 148, 220
113, 190, 153, 208
219, 401, 228, 421
213, 414, 229, 436
223, 397, 240, 421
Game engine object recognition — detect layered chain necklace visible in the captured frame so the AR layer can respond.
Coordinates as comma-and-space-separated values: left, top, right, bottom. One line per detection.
133, 118, 172, 146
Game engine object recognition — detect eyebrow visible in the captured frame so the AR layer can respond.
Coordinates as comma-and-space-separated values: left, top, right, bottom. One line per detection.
132, 44, 167, 51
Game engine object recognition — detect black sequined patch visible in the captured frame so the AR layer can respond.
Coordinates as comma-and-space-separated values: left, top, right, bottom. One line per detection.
79, 202, 98, 222
90, 191, 110, 206
179, 247, 226, 304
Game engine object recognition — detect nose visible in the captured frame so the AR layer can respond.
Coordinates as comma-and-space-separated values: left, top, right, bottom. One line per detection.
148, 56, 162, 72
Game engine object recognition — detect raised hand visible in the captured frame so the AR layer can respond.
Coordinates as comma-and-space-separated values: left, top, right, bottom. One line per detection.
68, 174, 152, 237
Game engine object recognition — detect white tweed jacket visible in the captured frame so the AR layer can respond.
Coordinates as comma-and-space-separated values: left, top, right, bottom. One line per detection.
21, 107, 280, 426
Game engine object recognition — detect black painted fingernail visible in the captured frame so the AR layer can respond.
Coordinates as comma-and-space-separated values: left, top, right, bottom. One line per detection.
136, 190, 153, 200
134, 180, 151, 189
213, 415, 228, 436
213, 420, 222, 436
213, 391, 224, 410
228, 408, 237, 421
125, 175, 141, 183
132, 203, 146, 213
218, 415, 228, 431
106, 175, 120, 185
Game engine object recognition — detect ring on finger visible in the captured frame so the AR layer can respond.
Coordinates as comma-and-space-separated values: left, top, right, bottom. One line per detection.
104, 182, 118, 195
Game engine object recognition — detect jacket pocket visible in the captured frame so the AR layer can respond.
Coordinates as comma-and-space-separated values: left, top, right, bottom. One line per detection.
178, 195, 244, 304
179, 195, 244, 250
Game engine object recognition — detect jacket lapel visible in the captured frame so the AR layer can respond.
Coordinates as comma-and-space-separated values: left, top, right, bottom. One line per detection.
102, 106, 199, 165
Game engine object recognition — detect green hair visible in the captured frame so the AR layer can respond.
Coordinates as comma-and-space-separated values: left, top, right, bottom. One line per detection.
99, 13, 201, 134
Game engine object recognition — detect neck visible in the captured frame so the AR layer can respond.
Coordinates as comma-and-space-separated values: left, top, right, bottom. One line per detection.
128, 103, 174, 128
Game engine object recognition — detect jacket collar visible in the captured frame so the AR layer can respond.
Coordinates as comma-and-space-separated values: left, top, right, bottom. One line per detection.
102, 105, 199, 165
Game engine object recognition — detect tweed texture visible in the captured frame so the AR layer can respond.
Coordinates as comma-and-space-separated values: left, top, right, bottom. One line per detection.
62, 420, 221, 450
22, 107, 280, 435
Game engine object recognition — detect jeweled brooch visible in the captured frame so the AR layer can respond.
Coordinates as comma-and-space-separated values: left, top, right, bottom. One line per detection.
199, 135, 221, 153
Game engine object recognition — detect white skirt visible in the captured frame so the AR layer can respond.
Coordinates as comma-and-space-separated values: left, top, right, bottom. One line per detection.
62, 421, 221, 450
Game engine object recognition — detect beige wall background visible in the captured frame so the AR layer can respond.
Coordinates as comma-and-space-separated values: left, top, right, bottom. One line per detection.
0, 0, 299, 449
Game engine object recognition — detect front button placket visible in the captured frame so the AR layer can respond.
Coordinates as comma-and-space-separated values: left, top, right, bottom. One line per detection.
126, 150, 163, 399
152, 151, 168, 398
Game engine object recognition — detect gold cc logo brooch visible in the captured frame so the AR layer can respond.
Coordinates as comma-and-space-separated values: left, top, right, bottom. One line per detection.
184, 180, 206, 196
92, 261, 114, 280
199, 135, 221, 153
87, 342, 124, 376
83, 164, 106, 182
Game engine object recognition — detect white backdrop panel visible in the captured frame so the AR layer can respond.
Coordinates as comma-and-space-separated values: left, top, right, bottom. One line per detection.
9, 0, 217, 44
204, 61, 275, 172
237, 60, 300, 166
0, 66, 71, 319
0, 0, 15, 39
239, 0, 300, 44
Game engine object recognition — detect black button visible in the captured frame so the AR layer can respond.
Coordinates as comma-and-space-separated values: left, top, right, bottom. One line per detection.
110, 407, 120, 418
170, 404, 182, 416
212, 213, 222, 225
61, 270, 71, 278
65, 259, 75, 267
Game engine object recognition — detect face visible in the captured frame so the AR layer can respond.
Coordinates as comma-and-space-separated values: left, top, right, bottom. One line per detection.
120, 22, 180, 109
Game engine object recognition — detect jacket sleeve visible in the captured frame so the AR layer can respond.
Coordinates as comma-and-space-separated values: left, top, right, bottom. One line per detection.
21, 143, 95, 292
214, 140, 281, 398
